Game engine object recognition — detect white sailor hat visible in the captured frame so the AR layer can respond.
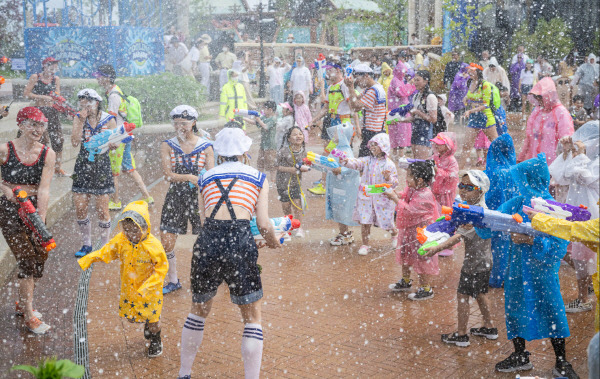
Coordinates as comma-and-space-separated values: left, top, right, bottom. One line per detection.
170, 105, 199, 120
77, 88, 103, 102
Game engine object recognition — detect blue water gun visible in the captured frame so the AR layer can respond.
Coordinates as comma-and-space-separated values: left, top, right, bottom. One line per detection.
396, 157, 426, 169
234, 109, 260, 118
84, 122, 135, 162
250, 215, 301, 244
386, 103, 414, 124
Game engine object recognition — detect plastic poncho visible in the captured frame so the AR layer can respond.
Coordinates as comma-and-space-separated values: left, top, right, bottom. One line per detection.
293, 91, 312, 141
387, 61, 415, 148
518, 77, 574, 165
325, 123, 360, 226
220, 70, 248, 128
489, 154, 570, 340
377, 62, 393, 97
531, 215, 600, 332
78, 201, 168, 323
509, 56, 526, 100
289, 57, 312, 96
484, 133, 519, 287
343, 133, 399, 230
431, 132, 459, 209
448, 63, 469, 112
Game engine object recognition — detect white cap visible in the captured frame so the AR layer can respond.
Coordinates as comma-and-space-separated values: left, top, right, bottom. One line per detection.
77, 88, 102, 102
353, 63, 373, 74
459, 170, 490, 193
213, 127, 252, 157
170, 105, 199, 120
274, 57, 281, 63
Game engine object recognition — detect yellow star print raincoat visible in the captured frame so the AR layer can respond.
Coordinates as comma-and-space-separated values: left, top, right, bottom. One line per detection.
78, 201, 168, 323
531, 214, 599, 332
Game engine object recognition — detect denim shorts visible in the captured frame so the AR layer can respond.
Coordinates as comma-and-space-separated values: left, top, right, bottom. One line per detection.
191, 219, 263, 305
410, 118, 433, 147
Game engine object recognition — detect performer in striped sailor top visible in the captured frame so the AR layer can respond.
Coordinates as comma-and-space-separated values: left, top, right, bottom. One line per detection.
177, 127, 279, 379
159, 105, 214, 295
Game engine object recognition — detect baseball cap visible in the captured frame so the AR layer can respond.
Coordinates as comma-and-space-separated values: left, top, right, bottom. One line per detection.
77, 88, 103, 102
458, 170, 490, 193
170, 105, 199, 120
353, 63, 373, 74
92, 64, 117, 80
17, 107, 48, 124
42, 57, 59, 66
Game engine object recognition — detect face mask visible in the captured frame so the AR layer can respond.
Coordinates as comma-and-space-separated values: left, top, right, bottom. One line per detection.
231, 76, 239, 82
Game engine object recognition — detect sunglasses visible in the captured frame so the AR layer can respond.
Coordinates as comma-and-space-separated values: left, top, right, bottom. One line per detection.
458, 183, 480, 191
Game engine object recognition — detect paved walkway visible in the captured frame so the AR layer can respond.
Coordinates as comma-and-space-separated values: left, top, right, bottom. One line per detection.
0, 117, 596, 378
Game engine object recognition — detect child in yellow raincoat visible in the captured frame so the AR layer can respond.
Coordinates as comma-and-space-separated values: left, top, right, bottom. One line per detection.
78, 200, 168, 357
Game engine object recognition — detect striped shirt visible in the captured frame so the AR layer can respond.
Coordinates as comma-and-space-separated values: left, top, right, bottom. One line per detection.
359, 84, 387, 132
83, 111, 115, 141
199, 161, 266, 215
164, 137, 212, 174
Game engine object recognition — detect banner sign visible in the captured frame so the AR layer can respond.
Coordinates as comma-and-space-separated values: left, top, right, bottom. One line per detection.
25, 26, 164, 78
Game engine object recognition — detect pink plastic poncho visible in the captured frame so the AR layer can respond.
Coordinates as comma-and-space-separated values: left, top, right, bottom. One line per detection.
387, 61, 415, 149
342, 133, 398, 230
395, 186, 440, 275
518, 77, 574, 165
431, 132, 459, 208
293, 91, 312, 142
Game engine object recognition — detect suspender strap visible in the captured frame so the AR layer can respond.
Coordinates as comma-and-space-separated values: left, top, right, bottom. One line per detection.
209, 178, 239, 220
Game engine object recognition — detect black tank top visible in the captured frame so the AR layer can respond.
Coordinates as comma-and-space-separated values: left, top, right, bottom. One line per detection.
1, 142, 48, 185
32, 75, 56, 96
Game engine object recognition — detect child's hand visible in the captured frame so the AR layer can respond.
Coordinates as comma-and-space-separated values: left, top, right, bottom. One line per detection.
510, 233, 534, 245
300, 165, 311, 172
331, 167, 342, 175
382, 170, 392, 182
422, 244, 442, 257
522, 206, 539, 219
339, 157, 348, 166
560, 135, 575, 153
573, 141, 586, 157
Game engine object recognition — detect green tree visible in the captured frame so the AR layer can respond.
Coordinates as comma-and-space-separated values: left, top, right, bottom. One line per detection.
442, 0, 489, 51
508, 18, 573, 65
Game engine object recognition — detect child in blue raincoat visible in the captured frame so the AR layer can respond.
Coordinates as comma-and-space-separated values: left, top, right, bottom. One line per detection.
325, 122, 360, 245
484, 133, 518, 287
481, 153, 578, 378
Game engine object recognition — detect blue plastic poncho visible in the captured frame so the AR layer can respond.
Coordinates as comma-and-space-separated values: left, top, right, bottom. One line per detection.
484, 133, 519, 287
325, 122, 360, 226
501, 153, 570, 341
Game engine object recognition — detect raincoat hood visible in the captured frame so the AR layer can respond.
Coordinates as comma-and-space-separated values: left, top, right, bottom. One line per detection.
529, 77, 561, 111
326, 122, 353, 147
389, 60, 416, 99
484, 133, 518, 211
488, 57, 500, 67
367, 133, 391, 156
572, 120, 600, 161
295, 56, 305, 67
227, 69, 240, 80
433, 132, 457, 159
510, 153, 552, 203
380, 62, 392, 76
118, 200, 151, 241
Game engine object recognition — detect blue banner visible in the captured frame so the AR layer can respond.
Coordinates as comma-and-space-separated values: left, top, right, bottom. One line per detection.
25, 26, 164, 78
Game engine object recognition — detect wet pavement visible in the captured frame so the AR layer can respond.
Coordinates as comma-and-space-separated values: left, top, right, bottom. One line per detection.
0, 116, 596, 378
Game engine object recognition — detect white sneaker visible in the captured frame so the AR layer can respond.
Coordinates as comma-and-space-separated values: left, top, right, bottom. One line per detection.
26, 316, 51, 334
358, 245, 371, 255
295, 228, 305, 238
565, 299, 592, 313
330, 232, 354, 246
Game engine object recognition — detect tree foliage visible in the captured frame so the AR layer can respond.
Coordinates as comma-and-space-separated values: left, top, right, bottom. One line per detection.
0, 0, 24, 56
509, 18, 573, 64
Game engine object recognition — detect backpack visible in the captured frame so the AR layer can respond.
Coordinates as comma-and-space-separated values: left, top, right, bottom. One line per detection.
421, 89, 447, 136
109, 90, 143, 128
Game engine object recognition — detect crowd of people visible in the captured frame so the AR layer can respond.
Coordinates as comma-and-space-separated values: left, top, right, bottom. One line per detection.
0, 42, 599, 379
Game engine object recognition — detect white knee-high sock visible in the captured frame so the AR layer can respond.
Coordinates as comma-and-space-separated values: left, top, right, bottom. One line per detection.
98, 221, 111, 246
178, 313, 205, 377
166, 250, 178, 283
77, 218, 91, 246
241, 323, 263, 379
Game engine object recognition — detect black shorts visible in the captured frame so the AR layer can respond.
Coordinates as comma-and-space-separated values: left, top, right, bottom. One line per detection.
359, 129, 384, 157
71, 149, 115, 195
160, 183, 202, 235
39, 107, 63, 153
191, 219, 262, 305
457, 270, 491, 298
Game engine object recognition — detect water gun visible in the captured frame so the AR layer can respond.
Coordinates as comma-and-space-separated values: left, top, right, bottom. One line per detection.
314, 53, 326, 79
362, 183, 391, 196
49, 92, 77, 117
345, 65, 353, 78
0, 100, 14, 120
305, 151, 340, 171
417, 215, 457, 255
250, 215, 301, 244
386, 103, 413, 124
234, 108, 260, 118
396, 157, 425, 169
13, 187, 56, 252
526, 197, 591, 221
84, 122, 136, 162
330, 148, 348, 160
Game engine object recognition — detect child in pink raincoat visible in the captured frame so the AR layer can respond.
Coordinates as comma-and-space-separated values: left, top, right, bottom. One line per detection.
430, 132, 460, 256
293, 91, 312, 142
340, 133, 398, 256
518, 77, 574, 165
387, 61, 415, 158
385, 160, 440, 301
